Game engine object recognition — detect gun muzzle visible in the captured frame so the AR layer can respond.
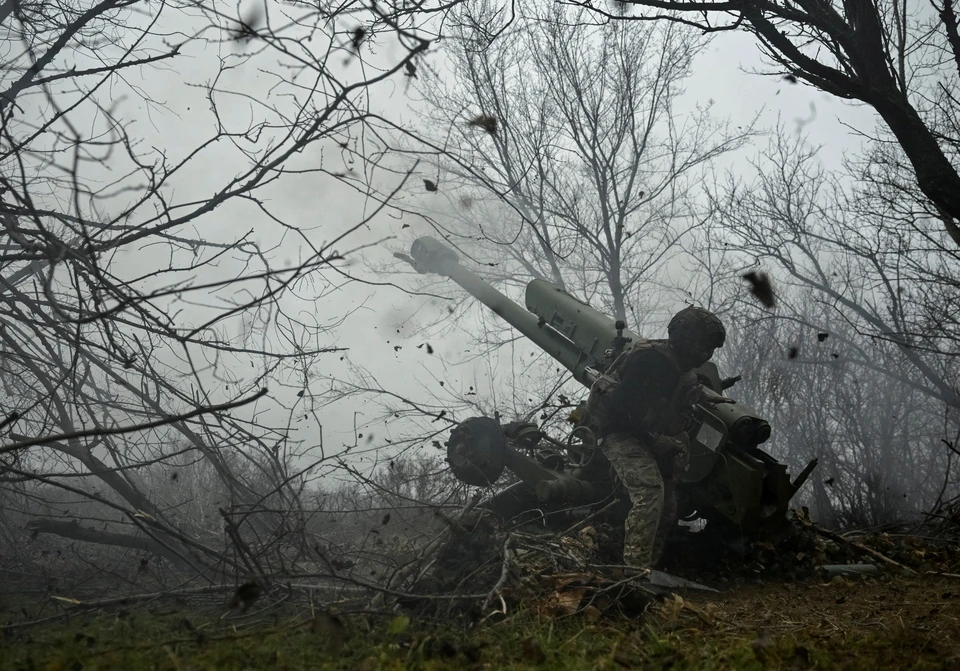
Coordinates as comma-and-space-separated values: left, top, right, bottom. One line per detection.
410, 237, 460, 275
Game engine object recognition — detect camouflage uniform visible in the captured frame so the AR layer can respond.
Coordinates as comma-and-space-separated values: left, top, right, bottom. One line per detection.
586, 307, 725, 568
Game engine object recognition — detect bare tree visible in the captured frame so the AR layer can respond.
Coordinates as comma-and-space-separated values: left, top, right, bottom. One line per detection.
722, 298, 955, 527
580, 0, 960, 247
713, 128, 960, 411
407, 1, 751, 327
703, 126, 960, 525
0, 0, 456, 594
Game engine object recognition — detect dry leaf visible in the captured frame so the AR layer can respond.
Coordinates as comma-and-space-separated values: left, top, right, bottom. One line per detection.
351, 26, 366, 51
582, 605, 602, 622
549, 586, 587, 615
659, 594, 684, 623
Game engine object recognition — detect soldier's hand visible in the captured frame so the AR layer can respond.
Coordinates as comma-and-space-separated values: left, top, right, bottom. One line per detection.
651, 433, 690, 476
698, 385, 736, 406
651, 433, 687, 456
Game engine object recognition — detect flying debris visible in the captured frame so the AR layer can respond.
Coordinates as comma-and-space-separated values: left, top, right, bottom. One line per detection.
743, 271, 776, 308
467, 114, 498, 134
228, 4, 265, 42
351, 26, 366, 52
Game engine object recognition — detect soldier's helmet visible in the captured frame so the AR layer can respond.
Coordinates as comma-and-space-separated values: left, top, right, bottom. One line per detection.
668, 306, 726, 350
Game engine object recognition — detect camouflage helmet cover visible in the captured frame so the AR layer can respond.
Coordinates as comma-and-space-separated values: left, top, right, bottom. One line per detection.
668, 306, 726, 350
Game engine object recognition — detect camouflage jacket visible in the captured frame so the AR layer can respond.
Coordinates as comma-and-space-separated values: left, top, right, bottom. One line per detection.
586, 340, 700, 467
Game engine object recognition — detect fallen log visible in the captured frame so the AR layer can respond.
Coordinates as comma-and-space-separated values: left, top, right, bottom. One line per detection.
25, 518, 191, 569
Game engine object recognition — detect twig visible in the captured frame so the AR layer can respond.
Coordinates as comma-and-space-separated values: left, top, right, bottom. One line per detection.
3, 585, 239, 617
562, 498, 621, 538
0, 389, 268, 455
380, 492, 483, 597
482, 534, 516, 611
281, 573, 488, 601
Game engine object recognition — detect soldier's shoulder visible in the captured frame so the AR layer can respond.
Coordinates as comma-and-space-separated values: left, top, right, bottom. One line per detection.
624, 340, 676, 363
620, 340, 681, 375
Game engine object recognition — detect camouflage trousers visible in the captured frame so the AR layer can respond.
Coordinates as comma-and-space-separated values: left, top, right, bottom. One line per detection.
601, 433, 677, 568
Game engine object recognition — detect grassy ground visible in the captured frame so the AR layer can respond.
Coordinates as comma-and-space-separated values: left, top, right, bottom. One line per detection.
1, 574, 958, 670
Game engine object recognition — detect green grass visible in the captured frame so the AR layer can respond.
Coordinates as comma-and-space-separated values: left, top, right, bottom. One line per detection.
0, 594, 955, 671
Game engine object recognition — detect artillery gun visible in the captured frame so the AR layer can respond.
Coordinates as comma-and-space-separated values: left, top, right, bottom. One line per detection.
401, 236, 817, 570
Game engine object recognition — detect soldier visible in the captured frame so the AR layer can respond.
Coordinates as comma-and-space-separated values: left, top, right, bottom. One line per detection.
586, 306, 727, 568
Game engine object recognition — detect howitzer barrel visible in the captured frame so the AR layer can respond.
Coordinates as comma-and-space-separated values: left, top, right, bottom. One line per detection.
410, 237, 594, 384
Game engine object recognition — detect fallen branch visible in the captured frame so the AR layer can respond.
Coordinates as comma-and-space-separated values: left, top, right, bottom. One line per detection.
25, 518, 191, 568
32, 584, 239, 611
280, 572, 489, 601
809, 523, 917, 575
926, 571, 960, 579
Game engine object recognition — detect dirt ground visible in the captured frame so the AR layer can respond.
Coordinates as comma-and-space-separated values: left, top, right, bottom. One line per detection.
1, 571, 958, 670
655, 573, 960, 670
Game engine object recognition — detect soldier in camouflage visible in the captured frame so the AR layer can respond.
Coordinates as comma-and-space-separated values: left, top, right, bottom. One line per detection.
587, 306, 727, 568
